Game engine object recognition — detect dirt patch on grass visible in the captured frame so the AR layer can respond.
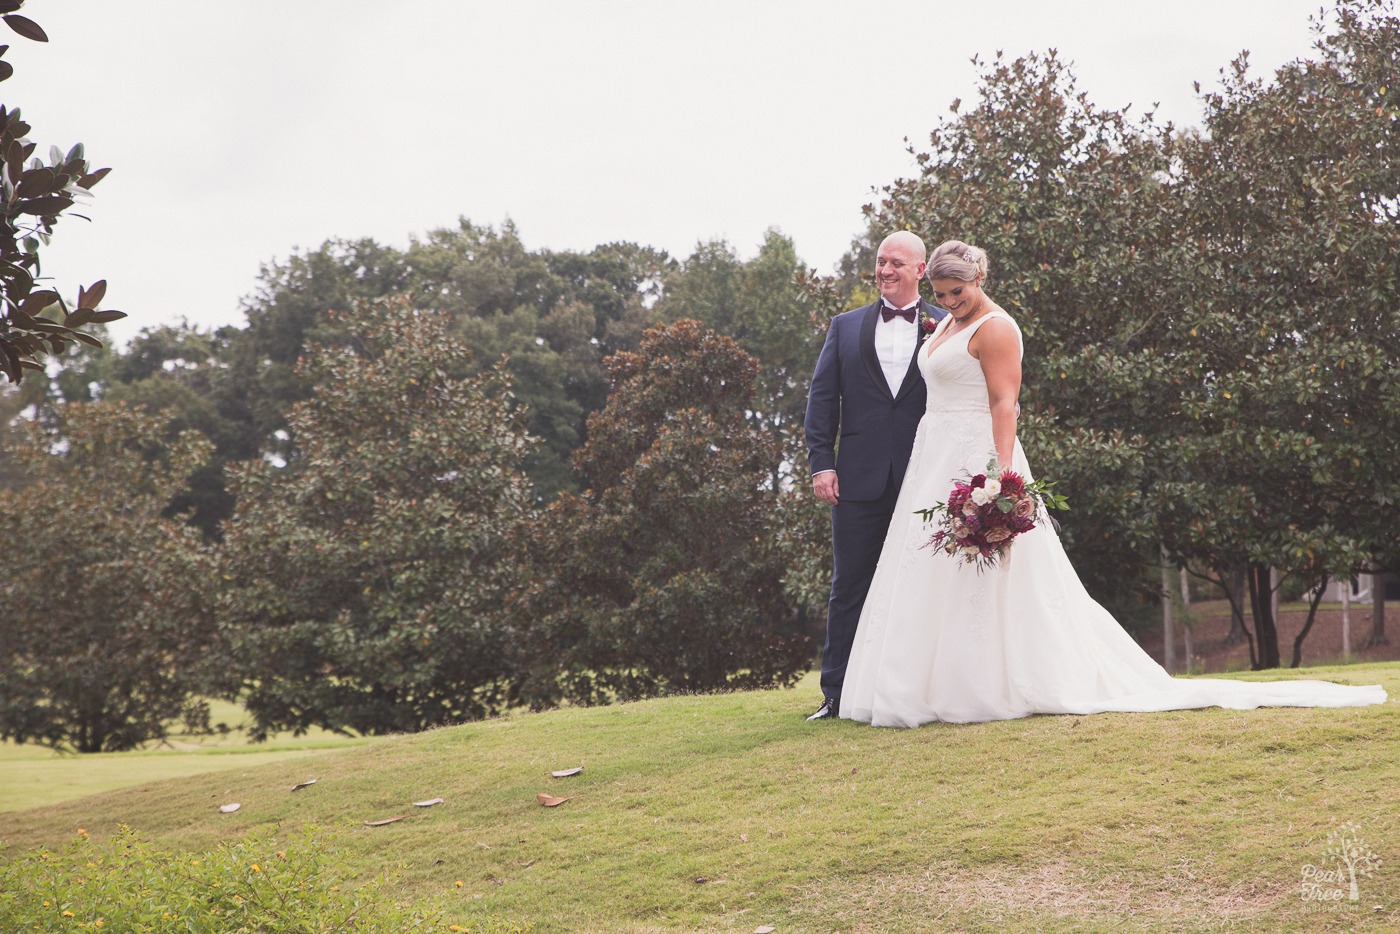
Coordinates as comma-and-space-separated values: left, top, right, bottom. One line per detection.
791, 858, 1292, 931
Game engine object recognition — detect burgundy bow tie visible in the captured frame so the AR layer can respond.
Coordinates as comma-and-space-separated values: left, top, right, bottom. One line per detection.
881, 304, 917, 323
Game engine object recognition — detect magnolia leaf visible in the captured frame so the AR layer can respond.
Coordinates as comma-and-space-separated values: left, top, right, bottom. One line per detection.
550, 766, 583, 778
2, 13, 47, 42
290, 779, 317, 792
412, 797, 444, 807
536, 793, 570, 807
77, 279, 106, 309
77, 166, 111, 190
219, 803, 240, 813
364, 815, 406, 826
63, 307, 96, 328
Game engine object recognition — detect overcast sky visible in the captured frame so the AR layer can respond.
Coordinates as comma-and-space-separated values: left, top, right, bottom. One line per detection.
7, 0, 1333, 344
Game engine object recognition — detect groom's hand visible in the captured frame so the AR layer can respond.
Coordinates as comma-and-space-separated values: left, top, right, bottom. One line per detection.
813, 471, 839, 506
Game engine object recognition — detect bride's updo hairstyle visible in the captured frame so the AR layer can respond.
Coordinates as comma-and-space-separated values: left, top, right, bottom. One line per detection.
927, 240, 989, 284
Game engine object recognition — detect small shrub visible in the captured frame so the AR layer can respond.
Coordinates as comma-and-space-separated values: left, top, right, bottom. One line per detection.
0, 825, 528, 933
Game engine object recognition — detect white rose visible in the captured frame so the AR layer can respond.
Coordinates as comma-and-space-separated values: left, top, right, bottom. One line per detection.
960, 545, 982, 558
971, 487, 995, 506
982, 478, 1001, 497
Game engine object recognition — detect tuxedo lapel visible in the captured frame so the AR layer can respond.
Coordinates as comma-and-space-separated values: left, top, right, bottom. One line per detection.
857, 303, 892, 401
893, 299, 932, 402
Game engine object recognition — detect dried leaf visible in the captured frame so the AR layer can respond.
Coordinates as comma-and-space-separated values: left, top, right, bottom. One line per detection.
219, 803, 240, 813
550, 766, 584, 778
363, 815, 406, 826
413, 797, 444, 807
740, 833, 749, 843
536, 793, 570, 807
754, 927, 777, 934
694, 877, 708, 884
290, 779, 317, 792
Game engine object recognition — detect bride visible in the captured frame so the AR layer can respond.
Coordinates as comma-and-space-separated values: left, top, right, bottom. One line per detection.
839, 240, 1387, 727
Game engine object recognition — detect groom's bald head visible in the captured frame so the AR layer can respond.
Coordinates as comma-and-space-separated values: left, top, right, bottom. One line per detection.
875, 231, 928, 307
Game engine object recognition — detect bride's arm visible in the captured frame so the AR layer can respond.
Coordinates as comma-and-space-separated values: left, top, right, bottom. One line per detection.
973, 318, 1022, 470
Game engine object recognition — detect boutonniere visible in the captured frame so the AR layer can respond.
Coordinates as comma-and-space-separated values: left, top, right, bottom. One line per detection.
920, 307, 938, 334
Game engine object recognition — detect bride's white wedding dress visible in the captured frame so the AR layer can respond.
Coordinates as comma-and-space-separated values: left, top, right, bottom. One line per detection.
840, 309, 1387, 727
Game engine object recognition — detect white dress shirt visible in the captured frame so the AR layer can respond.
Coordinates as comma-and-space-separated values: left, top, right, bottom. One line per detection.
876, 301, 919, 396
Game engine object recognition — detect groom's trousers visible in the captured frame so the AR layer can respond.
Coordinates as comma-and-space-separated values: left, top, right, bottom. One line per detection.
821, 469, 900, 703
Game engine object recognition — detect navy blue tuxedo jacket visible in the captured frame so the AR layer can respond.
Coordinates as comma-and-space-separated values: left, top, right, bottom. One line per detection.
804, 299, 946, 502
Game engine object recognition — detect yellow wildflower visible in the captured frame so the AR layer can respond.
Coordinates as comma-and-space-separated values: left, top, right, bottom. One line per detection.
250, 864, 261, 873
455, 880, 464, 888
76, 828, 89, 839
62, 911, 75, 917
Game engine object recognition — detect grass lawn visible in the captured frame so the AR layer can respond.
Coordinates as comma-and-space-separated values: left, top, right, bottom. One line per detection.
0, 699, 368, 814
3, 666, 1398, 932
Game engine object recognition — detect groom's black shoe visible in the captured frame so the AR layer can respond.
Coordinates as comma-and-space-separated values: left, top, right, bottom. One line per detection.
806, 697, 840, 721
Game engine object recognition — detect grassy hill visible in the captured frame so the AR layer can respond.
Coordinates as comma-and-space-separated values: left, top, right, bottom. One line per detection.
3, 667, 1399, 933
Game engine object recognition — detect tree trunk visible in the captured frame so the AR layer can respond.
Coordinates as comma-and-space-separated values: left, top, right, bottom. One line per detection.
1341, 581, 1351, 659
1182, 618, 1195, 675
1290, 573, 1328, 668
1364, 571, 1388, 648
1248, 564, 1281, 669
1161, 545, 1176, 674
1224, 565, 1249, 645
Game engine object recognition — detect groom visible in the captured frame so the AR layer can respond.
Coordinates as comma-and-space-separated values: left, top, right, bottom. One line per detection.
803, 231, 944, 720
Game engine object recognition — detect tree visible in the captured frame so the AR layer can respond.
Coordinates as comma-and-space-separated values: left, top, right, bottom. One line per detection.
0, 401, 214, 752
216, 220, 672, 501
1153, 0, 1400, 666
0, 2, 123, 383
213, 295, 536, 738
659, 229, 824, 483
511, 319, 813, 708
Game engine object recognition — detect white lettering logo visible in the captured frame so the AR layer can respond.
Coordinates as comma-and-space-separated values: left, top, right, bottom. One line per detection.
1300, 822, 1381, 902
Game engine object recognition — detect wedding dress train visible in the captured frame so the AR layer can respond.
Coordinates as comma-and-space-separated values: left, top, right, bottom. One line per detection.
840, 310, 1387, 727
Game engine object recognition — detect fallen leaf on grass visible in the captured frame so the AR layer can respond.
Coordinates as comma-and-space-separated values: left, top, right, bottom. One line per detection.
363, 815, 407, 826
219, 803, 240, 813
694, 877, 708, 884
536, 793, 571, 807
754, 926, 776, 933
413, 797, 444, 807
740, 833, 749, 843
550, 766, 584, 778
291, 779, 317, 792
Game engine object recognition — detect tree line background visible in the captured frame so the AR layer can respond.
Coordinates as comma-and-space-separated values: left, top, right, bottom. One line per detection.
1, 0, 1397, 751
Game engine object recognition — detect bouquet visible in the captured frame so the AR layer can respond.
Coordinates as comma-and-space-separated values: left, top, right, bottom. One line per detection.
915, 461, 1067, 571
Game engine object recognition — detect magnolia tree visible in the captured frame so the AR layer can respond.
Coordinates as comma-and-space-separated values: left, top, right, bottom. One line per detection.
213, 296, 537, 737
0, 1, 123, 383
1152, 0, 1400, 666
0, 402, 214, 752
511, 319, 813, 707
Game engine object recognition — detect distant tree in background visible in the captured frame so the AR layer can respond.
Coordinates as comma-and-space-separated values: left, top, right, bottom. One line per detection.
212, 296, 537, 737
0, 402, 214, 752
512, 319, 813, 707
0, 2, 124, 383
